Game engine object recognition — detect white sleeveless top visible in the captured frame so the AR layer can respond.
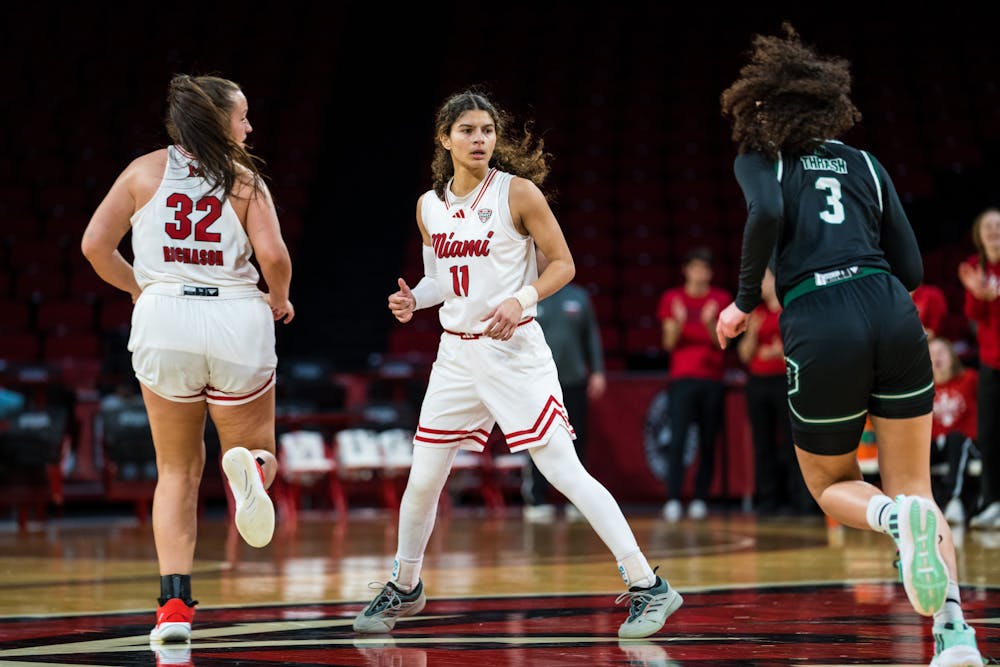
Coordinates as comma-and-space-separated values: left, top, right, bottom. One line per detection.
130, 145, 260, 290
421, 168, 538, 333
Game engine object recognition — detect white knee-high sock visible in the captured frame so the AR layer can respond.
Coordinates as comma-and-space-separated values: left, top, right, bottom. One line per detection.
529, 429, 656, 588
392, 444, 458, 591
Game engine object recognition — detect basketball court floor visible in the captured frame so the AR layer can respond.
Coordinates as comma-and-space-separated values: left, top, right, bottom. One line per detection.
0, 507, 997, 666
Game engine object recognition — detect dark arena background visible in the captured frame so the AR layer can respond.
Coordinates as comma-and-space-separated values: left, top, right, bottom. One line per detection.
1, 4, 997, 666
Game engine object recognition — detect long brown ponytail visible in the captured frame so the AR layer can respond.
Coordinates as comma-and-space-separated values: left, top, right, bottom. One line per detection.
165, 74, 265, 197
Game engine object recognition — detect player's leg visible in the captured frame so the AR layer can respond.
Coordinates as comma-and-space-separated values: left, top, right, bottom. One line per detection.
480, 323, 680, 638
203, 295, 281, 548
355, 337, 484, 634
208, 387, 279, 548
141, 385, 207, 642
352, 443, 458, 634
873, 414, 982, 666
528, 429, 683, 638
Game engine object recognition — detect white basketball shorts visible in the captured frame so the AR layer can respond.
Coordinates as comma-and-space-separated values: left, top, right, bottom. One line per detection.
414, 320, 575, 452
127, 283, 277, 405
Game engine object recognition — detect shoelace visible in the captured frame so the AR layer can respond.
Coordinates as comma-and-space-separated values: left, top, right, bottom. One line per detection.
366, 582, 407, 613
615, 589, 661, 620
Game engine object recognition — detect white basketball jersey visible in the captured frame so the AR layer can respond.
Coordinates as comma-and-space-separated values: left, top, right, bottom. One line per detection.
130, 145, 260, 290
421, 168, 538, 333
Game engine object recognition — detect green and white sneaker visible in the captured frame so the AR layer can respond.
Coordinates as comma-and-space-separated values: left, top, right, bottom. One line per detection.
616, 571, 683, 639
931, 622, 983, 667
353, 580, 426, 633
890, 495, 949, 616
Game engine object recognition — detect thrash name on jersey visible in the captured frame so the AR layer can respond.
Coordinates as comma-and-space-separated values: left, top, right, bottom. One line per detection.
800, 155, 848, 174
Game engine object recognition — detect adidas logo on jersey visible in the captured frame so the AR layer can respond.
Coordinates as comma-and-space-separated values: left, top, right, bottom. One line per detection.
452, 210, 466, 219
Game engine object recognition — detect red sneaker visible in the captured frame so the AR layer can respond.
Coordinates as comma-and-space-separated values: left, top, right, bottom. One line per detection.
149, 598, 195, 642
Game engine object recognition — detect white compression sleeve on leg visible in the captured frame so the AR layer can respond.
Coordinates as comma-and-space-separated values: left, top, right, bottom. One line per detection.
528, 429, 643, 561
393, 443, 458, 588
411, 245, 443, 310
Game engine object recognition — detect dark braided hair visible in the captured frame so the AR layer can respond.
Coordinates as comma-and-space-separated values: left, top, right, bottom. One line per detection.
720, 22, 861, 159
430, 88, 551, 201
166, 74, 266, 197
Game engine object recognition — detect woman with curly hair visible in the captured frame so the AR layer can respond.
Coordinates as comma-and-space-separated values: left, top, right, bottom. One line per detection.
716, 25, 982, 666
351, 89, 682, 639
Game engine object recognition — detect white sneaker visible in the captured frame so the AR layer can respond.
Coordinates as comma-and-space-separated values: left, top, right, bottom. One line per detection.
930, 621, 984, 667
222, 446, 274, 548
969, 501, 1000, 529
662, 500, 682, 523
617, 569, 683, 639
943, 498, 965, 525
523, 504, 556, 522
687, 499, 708, 520
890, 495, 949, 616
353, 580, 426, 633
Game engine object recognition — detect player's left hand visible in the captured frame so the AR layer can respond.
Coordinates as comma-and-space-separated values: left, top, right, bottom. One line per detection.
716, 302, 750, 349
481, 298, 523, 340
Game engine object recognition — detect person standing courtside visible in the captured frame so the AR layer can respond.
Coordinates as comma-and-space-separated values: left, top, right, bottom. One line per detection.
81, 74, 294, 643
657, 246, 730, 522
958, 207, 1000, 529
524, 248, 607, 520
716, 24, 982, 666
352, 88, 681, 640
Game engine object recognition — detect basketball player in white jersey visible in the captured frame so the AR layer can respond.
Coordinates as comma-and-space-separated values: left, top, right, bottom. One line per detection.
353, 89, 681, 639
81, 74, 294, 644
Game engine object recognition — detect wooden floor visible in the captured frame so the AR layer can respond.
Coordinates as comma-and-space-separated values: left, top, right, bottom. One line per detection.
0, 503, 997, 666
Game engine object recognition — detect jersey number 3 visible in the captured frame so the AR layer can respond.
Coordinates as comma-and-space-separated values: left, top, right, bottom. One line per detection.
814, 177, 845, 224
165, 193, 223, 242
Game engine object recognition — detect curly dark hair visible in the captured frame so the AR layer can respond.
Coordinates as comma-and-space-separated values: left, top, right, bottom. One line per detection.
720, 22, 861, 158
430, 88, 551, 201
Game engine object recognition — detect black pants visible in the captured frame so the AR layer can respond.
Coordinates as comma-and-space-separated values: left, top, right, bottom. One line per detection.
745, 374, 815, 514
666, 378, 725, 501
930, 431, 981, 507
977, 365, 1000, 505
524, 382, 588, 505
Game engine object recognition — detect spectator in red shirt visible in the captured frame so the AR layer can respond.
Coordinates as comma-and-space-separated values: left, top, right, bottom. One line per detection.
656, 246, 730, 522
929, 336, 980, 525
911, 283, 949, 339
957, 206, 1000, 529
737, 268, 814, 516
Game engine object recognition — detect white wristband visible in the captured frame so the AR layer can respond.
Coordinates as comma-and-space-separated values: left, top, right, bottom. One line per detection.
512, 285, 539, 310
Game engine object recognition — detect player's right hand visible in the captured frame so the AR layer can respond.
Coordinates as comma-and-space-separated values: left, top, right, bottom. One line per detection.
388, 277, 417, 323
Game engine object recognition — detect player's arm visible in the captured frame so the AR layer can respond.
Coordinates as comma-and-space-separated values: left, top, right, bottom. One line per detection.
80, 161, 143, 301
513, 177, 575, 302
872, 155, 923, 291
733, 152, 784, 313
481, 178, 575, 340
244, 177, 294, 323
389, 196, 442, 323
717, 152, 783, 347
409, 197, 443, 310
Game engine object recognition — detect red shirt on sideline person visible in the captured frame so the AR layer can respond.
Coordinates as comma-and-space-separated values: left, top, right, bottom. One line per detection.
961, 254, 1000, 370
